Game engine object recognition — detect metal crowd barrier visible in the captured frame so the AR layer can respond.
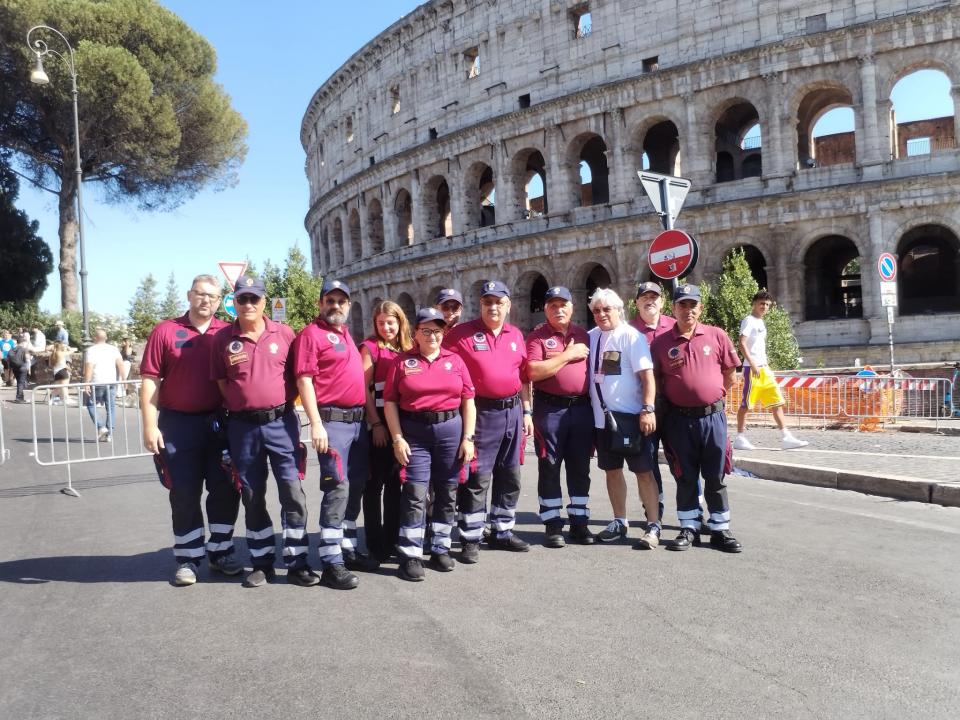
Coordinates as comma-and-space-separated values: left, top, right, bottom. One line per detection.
0, 401, 9, 464
30, 379, 150, 497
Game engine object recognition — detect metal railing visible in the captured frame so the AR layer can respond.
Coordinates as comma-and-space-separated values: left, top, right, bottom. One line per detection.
30, 379, 150, 497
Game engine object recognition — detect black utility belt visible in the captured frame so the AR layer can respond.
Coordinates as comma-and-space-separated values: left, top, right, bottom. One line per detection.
400, 408, 460, 424
535, 390, 590, 408
232, 404, 290, 425
671, 399, 725, 418
319, 405, 365, 423
475, 393, 521, 410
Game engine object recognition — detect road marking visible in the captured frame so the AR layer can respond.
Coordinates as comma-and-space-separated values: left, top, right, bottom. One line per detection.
746, 448, 960, 461
735, 485, 960, 534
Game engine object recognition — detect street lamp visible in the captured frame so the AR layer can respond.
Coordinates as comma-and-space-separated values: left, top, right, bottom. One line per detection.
26, 24, 90, 345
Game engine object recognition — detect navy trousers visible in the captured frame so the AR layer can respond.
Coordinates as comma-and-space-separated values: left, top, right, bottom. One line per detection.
315, 418, 369, 567
532, 399, 592, 529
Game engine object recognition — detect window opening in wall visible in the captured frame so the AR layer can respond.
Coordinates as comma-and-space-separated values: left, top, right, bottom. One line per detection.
395, 189, 414, 246
803, 235, 862, 320
890, 69, 955, 159
318, 143, 324, 168
571, 5, 591, 39
525, 175, 544, 218
805, 103, 855, 168
390, 85, 400, 115
725, 246, 768, 290
715, 102, 761, 183
584, 264, 611, 328
641, 152, 650, 171
429, 127, 438, 141
517, 150, 547, 218
642, 56, 659, 73
740, 123, 761, 150
345, 116, 354, 143
578, 135, 609, 205
530, 275, 548, 315
464, 47, 480, 79
642, 120, 681, 175
369, 156, 376, 167
479, 166, 496, 227
898, 224, 960, 314
518, 93, 531, 109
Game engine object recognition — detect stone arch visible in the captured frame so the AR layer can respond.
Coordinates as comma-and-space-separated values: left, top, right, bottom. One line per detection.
351, 300, 364, 339
794, 82, 856, 168
882, 60, 957, 102
320, 225, 330, 272
888, 67, 956, 159
394, 188, 414, 246
568, 132, 610, 206
513, 269, 550, 331
640, 119, 681, 175
896, 224, 960, 315
464, 161, 496, 229
347, 208, 362, 262
396, 291, 417, 323
511, 148, 548, 218
422, 174, 453, 239
331, 216, 344, 268
713, 98, 762, 183
367, 198, 385, 255
723, 244, 769, 290
803, 235, 863, 320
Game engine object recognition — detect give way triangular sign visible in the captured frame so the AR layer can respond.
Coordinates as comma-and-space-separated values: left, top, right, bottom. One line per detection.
638, 171, 691, 228
218, 261, 248, 291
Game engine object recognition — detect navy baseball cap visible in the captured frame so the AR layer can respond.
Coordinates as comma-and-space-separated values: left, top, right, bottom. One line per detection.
416, 307, 446, 326
672, 283, 701, 302
235, 275, 266, 297
544, 286, 572, 302
480, 280, 510, 298
321, 278, 351, 298
435, 288, 463, 306
636, 281, 662, 298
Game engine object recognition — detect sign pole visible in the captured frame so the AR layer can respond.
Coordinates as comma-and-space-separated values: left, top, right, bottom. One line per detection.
657, 179, 679, 293
887, 307, 895, 374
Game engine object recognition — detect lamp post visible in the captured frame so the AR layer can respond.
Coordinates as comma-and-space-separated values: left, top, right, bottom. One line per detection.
26, 24, 90, 345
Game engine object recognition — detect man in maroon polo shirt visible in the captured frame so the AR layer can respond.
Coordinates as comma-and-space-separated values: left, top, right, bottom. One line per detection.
294, 278, 369, 590
211, 276, 319, 588
526, 285, 594, 548
650, 284, 743, 553
141, 274, 241, 587
443, 280, 533, 561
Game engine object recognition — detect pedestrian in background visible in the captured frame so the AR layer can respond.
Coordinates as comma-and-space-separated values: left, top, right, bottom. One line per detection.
83, 328, 124, 441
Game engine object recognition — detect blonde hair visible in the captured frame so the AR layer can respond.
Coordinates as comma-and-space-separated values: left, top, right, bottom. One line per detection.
370, 300, 413, 351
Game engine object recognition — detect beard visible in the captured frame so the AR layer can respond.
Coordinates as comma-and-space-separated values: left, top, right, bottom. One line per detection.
324, 309, 348, 326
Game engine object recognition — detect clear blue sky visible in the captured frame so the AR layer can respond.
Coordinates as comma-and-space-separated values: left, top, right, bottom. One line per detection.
15, 3, 953, 317
19, 0, 422, 317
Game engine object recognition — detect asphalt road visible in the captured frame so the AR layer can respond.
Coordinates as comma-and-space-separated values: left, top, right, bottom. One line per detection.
1, 400, 958, 719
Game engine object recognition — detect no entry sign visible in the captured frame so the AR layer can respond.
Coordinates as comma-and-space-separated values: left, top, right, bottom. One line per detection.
648, 229, 698, 280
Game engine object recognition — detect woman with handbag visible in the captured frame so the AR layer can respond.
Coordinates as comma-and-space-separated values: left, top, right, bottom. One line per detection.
587, 288, 662, 550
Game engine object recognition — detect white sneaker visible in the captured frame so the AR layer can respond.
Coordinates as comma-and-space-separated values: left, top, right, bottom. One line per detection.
782, 435, 809, 450
733, 434, 756, 451
173, 563, 197, 586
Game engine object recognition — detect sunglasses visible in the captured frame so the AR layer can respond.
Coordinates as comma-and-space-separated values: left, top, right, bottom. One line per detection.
235, 294, 262, 305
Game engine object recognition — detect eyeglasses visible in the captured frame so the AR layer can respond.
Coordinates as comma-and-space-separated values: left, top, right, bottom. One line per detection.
591, 306, 616, 315
235, 294, 261, 305
419, 327, 444, 337
191, 291, 221, 300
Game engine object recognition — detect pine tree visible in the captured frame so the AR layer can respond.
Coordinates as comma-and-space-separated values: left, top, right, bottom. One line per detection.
128, 274, 160, 340
159, 272, 181, 318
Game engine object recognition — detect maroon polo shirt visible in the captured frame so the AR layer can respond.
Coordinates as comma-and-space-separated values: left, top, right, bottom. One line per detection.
630, 313, 677, 348
650, 322, 740, 407
210, 317, 296, 412
293, 317, 365, 408
361, 338, 401, 409
383, 347, 475, 412
140, 313, 228, 413
525, 321, 589, 396
443, 318, 528, 399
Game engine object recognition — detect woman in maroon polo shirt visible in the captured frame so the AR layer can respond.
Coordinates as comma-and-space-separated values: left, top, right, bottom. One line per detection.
383, 308, 476, 582
359, 300, 413, 563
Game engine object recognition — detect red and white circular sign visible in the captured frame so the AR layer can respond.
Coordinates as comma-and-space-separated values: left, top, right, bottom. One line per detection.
648, 229, 698, 280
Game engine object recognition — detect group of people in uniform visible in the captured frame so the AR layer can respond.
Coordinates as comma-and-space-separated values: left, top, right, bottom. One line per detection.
140, 270, 748, 590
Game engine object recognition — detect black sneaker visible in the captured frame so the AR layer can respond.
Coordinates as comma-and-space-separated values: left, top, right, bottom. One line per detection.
667, 528, 699, 552
709, 530, 743, 553
459, 541, 480, 564
342, 549, 379, 572
287, 567, 321, 587
596, 520, 628, 542
320, 563, 359, 590
398, 558, 425, 582
568, 525, 596, 545
487, 533, 530, 552
544, 526, 565, 549
429, 552, 455, 572
243, 566, 276, 588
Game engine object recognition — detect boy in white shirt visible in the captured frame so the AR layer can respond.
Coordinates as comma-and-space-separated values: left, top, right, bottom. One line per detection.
734, 291, 808, 450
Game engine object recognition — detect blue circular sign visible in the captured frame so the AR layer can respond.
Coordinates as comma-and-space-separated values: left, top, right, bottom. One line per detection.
877, 253, 897, 281
222, 292, 237, 318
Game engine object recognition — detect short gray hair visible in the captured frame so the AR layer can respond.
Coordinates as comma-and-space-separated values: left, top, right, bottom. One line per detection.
588, 288, 626, 319
190, 274, 220, 290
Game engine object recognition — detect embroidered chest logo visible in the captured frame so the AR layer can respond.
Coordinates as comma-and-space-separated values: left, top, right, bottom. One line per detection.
444, 361, 453, 370
228, 340, 243, 354
403, 357, 422, 375
404, 358, 419, 368
510, 342, 517, 352
473, 332, 486, 344
269, 342, 278, 354
544, 337, 558, 350
667, 346, 680, 359
327, 332, 340, 345
703, 346, 711, 356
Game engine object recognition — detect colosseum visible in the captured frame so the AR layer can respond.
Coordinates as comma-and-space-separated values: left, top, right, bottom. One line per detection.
301, 0, 960, 367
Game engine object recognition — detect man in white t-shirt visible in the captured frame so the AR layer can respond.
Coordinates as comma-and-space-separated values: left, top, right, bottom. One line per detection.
83, 328, 125, 442
587, 288, 662, 550
734, 291, 808, 450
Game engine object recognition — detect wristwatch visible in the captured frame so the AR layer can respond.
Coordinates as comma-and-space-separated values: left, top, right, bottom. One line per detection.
640, 404, 656, 414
